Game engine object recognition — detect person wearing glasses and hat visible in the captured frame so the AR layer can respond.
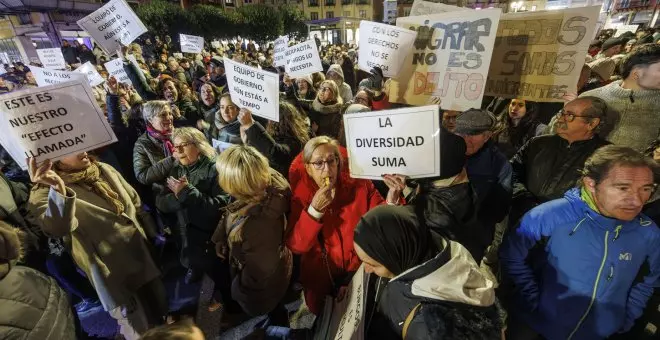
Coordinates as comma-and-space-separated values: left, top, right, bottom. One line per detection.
209, 57, 227, 89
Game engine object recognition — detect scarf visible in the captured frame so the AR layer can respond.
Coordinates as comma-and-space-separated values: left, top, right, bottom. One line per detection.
312, 98, 343, 114
581, 186, 602, 214
59, 162, 125, 215
146, 123, 174, 156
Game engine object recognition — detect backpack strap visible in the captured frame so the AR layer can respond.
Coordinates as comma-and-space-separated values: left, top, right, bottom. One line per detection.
402, 303, 421, 339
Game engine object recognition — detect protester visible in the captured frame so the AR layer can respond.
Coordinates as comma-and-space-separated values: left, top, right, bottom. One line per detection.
198, 82, 221, 124
61, 40, 78, 65
304, 80, 343, 139
133, 100, 176, 188
326, 64, 353, 103
501, 145, 660, 340
205, 93, 242, 145
78, 44, 96, 65
157, 77, 202, 127
493, 99, 547, 158
209, 57, 227, 89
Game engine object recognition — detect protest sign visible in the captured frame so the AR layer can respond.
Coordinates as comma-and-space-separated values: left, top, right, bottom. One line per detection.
383, 0, 398, 24
30, 66, 87, 87
313, 265, 367, 340
409, 0, 466, 16
614, 24, 639, 37
36, 48, 66, 70
285, 40, 323, 78
75, 62, 105, 87
358, 21, 417, 78
485, 6, 600, 102
0, 80, 117, 169
343, 105, 440, 179
104, 58, 132, 85
224, 57, 279, 122
390, 9, 501, 110
212, 139, 234, 153
77, 0, 147, 55
273, 35, 289, 67
180, 34, 204, 54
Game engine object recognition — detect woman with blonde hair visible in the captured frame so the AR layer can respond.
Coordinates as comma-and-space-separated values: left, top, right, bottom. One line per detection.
305, 80, 344, 139
211, 145, 292, 328
155, 127, 230, 299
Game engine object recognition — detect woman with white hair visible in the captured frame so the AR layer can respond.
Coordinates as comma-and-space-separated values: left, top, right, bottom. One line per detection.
132, 100, 176, 188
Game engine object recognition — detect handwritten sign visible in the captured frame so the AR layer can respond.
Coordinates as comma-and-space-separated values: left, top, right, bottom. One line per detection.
390, 9, 501, 110
104, 58, 132, 85
285, 40, 323, 78
343, 105, 440, 179
77, 0, 147, 55
409, 0, 465, 16
224, 57, 279, 122
36, 48, 66, 70
74, 62, 105, 87
485, 6, 600, 102
180, 34, 204, 54
614, 24, 639, 37
0, 80, 117, 169
30, 66, 87, 87
273, 35, 289, 67
358, 21, 417, 78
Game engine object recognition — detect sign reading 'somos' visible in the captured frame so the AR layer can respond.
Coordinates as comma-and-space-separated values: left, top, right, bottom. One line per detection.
179, 34, 204, 54
36, 48, 66, 70
343, 106, 441, 180
77, 0, 147, 54
224, 57, 279, 122
0, 80, 117, 169
358, 21, 417, 78
285, 40, 322, 78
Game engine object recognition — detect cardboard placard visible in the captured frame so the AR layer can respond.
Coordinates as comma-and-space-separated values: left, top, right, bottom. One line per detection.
273, 35, 289, 67
409, 0, 466, 16
36, 48, 66, 70
77, 0, 147, 55
74, 62, 105, 87
224, 57, 279, 122
285, 40, 323, 78
358, 20, 418, 78
180, 34, 204, 54
104, 58, 132, 85
484, 6, 600, 102
0, 80, 118, 169
343, 105, 441, 180
30, 66, 87, 87
390, 9, 501, 110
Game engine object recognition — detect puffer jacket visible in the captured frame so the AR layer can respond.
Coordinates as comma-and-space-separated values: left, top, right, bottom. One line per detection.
366, 239, 501, 340
132, 132, 175, 186
500, 188, 660, 339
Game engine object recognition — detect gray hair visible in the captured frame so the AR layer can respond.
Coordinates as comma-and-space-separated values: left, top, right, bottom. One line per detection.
141, 100, 169, 123
302, 136, 342, 168
574, 96, 609, 133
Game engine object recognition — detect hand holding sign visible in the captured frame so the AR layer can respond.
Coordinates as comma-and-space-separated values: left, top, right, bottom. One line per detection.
237, 108, 255, 129
76, 0, 147, 55
358, 21, 417, 78
382, 174, 406, 204
28, 158, 65, 194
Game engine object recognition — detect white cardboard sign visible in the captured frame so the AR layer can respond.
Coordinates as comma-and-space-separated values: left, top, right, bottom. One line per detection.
409, 0, 466, 16
180, 34, 204, 54
30, 66, 87, 87
104, 58, 132, 85
285, 40, 323, 78
0, 80, 118, 169
224, 57, 279, 122
614, 24, 639, 37
273, 35, 289, 67
343, 105, 441, 179
358, 21, 418, 78
77, 0, 147, 55
74, 62, 105, 87
36, 48, 66, 70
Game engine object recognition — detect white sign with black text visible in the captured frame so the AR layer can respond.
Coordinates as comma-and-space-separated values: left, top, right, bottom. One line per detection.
104, 58, 132, 85
358, 21, 418, 78
273, 35, 289, 67
36, 48, 66, 70
77, 0, 147, 55
224, 57, 279, 122
74, 62, 105, 87
30, 66, 87, 87
180, 34, 204, 54
343, 105, 441, 179
285, 40, 323, 78
0, 80, 118, 169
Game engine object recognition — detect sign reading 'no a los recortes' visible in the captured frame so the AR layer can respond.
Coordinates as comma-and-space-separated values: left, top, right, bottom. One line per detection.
224, 57, 280, 122
390, 9, 501, 111
343, 105, 440, 180
285, 40, 323, 78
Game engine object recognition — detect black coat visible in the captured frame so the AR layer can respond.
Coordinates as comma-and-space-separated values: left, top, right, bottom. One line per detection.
244, 122, 304, 178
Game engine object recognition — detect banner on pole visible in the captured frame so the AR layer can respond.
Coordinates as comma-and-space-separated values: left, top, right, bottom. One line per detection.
224, 57, 280, 122
180, 34, 204, 54
36, 48, 66, 70
30, 66, 87, 87
358, 21, 417, 78
74, 62, 105, 87
104, 58, 132, 85
77, 0, 147, 55
285, 40, 323, 78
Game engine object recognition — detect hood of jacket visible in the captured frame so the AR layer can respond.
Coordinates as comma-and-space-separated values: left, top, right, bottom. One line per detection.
392, 238, 495, 307
327, 64, 344, 82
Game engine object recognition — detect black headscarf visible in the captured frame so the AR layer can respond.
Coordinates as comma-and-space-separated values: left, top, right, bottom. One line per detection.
354, 205, 436, 276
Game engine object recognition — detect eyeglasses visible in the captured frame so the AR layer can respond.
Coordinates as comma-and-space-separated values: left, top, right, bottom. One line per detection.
308, 157, 338, 170
320, 87, 332, 93
173, 142, 193, 152
556, 110, 595, 123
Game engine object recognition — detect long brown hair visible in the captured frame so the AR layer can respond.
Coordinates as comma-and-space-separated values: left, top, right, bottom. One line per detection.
266, 102, 310, 147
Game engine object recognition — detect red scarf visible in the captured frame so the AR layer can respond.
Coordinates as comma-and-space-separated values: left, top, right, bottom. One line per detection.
146, 124, 174, 156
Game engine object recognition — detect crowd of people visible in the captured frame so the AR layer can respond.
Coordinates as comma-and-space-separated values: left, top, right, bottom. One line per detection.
0, 23, 659, 340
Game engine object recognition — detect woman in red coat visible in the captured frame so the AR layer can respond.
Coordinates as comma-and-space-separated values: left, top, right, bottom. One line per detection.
286, 136, 405, 315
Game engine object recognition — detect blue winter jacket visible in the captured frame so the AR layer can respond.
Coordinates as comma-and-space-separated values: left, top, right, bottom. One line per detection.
500, 188, 660, 340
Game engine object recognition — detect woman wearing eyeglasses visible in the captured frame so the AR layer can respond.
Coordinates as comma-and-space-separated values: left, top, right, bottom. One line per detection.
154, 127, 231, 311
286, 136, 406, 315
305, 80, 344, 139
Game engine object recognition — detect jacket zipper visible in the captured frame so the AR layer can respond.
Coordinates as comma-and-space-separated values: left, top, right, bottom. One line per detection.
567, 230, 609, 340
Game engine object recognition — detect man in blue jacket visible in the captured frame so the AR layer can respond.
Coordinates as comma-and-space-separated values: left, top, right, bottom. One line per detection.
501, 145, 660, 340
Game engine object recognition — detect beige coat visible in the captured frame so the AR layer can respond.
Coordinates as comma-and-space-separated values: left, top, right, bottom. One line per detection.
28, 162, 160, 311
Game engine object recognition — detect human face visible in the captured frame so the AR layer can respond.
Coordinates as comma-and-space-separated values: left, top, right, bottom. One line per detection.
354, 91, 370, 107
508, 99, 527, 123
26, 72, 35, 84
635, 62, 660, 90
296, 79, 309, 94
168, 60, 179, 72
173, 136, 201, 166
201, 85, 215, 106
555, 100, 599, 143
58, 152, 92, 171
219, 97, 239, 123
157, 63, 167, 72
442, 111, 459, 132
584, 165, 655, 221
354, 243, 395, 278
180, 61, 190, 69
162, 80, 178, 102
318, 84, 335, 103
460, 132, 491, 156
625, 41, 636, 53
150, 106, 174, 133
327, 71, 342, 87
305, 144, 339, 188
